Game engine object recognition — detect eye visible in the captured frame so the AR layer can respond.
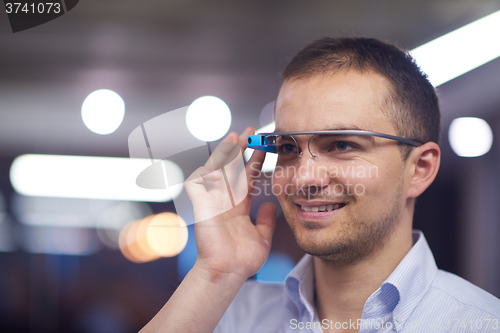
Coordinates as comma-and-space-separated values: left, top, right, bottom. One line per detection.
277, 143, 298, 155
335, 141, 352, 151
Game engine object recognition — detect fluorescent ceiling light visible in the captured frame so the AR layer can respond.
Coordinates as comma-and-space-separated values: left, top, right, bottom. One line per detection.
410, 9, 500, 87
10, 154, 183, 202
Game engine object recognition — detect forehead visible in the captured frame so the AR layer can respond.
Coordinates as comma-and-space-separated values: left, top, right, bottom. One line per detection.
274, 70, 396, 133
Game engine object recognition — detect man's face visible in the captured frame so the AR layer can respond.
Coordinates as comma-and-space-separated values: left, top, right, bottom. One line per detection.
272, 70, 407, 265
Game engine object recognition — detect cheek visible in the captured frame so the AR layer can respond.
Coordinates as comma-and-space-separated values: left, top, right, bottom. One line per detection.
272, 167, 295, 200
272, 174, 287, 198
325, 162, 380, 196
344, 162, 401, 207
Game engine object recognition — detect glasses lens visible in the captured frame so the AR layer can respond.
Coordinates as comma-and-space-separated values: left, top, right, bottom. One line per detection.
310, 134, 344, 155
310, 133, 370, 158
275, 135, 299, 159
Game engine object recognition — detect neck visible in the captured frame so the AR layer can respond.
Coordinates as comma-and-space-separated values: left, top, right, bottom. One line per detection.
313, 221, 413, 329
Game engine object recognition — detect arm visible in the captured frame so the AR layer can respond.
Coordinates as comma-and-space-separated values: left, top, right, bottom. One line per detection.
140, 128, 276, 333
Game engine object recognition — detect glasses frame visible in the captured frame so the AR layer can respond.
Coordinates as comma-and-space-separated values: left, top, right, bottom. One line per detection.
247, 130, 423, 157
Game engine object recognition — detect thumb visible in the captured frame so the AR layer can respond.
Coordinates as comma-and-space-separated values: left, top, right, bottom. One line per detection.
255, 202, 276, 248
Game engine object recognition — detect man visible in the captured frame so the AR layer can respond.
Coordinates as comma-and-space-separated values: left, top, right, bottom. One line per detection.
141, 37, 500, 332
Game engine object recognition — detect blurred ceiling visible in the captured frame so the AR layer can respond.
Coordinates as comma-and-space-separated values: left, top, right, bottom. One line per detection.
1, 0, 500, 165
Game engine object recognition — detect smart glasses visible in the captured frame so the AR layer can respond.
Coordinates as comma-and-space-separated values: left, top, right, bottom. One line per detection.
247, 130, 423, 160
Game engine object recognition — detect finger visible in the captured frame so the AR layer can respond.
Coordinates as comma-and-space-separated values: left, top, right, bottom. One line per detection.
208, 142, 242, 187
246, 149, 266, 182
209, 128, 252, 174
230, 147, 265, 205
184, 167, 225, 204
184, 167, 219, 202
204, 140, 239, 171
224, 131, 239, 143
208, 129, 251, 185
204, 129, 258, 197
184, 167, 229, 224
255, 202, 276, 249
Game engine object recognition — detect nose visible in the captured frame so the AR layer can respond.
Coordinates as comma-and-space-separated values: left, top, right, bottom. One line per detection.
291, 157, 331, 194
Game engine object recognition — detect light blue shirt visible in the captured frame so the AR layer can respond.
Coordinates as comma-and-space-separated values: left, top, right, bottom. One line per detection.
215, 231, 500, 332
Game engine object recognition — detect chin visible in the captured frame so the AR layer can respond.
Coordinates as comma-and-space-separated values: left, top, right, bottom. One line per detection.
294, 234, 370, 265
290, 215, 396, 266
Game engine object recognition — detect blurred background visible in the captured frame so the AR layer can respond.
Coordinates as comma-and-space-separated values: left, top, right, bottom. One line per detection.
1, 0, 500, 332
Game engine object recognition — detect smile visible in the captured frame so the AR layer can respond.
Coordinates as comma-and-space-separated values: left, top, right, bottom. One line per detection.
298, 203, 345, 212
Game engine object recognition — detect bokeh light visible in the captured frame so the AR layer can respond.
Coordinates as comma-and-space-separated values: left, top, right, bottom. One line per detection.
119, 212, 188, 263
81, 89, 125, 135
449, 117, 493, 157
119, 222, 145, 263
146, 213, 188, 257
119, 218, 158, 263
128, 217, 160, 263
186, 96, 231, 142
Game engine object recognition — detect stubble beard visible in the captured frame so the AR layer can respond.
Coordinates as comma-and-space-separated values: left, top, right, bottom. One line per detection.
286, 183, 403, 266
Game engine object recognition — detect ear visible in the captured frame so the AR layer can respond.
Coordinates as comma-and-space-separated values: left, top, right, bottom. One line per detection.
406, 142, 441, 198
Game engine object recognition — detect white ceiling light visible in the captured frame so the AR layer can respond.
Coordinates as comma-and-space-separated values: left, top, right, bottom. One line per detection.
186, 96, 232, 142
410, 10, 500, 87
82, 89, 125, 135
10, 154, 183, 202
449, 117, 493, 157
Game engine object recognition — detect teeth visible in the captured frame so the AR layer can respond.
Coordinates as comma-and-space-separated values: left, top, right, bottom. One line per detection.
300, 204, 343, 212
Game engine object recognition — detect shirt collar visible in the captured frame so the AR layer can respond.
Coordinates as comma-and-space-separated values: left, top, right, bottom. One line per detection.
285, 253, 315, 318
383, 230, 438, 330
284, 230, 438, 330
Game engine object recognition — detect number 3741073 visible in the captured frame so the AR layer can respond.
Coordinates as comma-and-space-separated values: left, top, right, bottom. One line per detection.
5, 2, 61, 14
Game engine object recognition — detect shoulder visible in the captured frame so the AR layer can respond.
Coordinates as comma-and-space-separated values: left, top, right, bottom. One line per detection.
417, 269, 500, 319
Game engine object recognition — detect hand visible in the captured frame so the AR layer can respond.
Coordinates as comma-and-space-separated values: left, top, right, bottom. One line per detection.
184, 127, 276, 283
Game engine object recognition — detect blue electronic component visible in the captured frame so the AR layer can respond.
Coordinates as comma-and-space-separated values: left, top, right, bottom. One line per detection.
247, 135, 277, 153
